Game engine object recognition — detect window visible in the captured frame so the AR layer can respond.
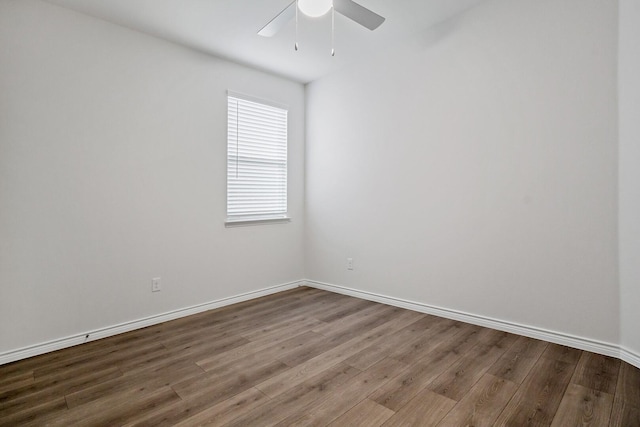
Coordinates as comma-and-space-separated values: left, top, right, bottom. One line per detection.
226, 91, 289, 225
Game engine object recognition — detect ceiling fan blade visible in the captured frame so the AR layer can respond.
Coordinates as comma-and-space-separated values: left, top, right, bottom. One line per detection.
333, 0, 385, 30
258, 1, 296, 37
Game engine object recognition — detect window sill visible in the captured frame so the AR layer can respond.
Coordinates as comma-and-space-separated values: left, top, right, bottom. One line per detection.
225, 217, 291, 228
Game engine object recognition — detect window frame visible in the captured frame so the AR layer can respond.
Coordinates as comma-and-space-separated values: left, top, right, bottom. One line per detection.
225, 90, 290, 227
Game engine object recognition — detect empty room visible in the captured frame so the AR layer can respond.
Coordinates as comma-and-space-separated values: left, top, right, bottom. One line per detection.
1, 0, 639, 425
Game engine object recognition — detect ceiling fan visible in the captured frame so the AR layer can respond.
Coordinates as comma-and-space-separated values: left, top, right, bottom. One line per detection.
258, 0, 385, 38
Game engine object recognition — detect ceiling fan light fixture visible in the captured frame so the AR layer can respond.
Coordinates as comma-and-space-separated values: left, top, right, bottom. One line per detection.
298, 0, 333, 18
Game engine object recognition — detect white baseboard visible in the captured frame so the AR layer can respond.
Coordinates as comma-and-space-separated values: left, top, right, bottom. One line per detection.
304, 280, 635, 365
0, 280, 303, 366
3, 279, 639, 371
621, 347, 640, 369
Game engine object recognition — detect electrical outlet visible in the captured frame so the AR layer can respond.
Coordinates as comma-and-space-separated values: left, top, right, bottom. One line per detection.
347, 258, 354, 270
152, 277, 161, 292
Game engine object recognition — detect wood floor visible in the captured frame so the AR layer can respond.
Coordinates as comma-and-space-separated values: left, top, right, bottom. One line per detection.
1, 287, 638, 426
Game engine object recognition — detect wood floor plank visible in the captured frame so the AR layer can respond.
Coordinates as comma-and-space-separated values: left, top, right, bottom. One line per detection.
610, 361, 640, 427
542, 343, 583, 364
172, 356, 288, 403
0, 371, 34, 394
239, 314, 327, 341
369, 323, 491, 412
115, 340, 219, 375
121, 385, 266, 427
550, 383, 614, 427
427, 330, 518, 401
171, 388, 270, 427
195, 296, 335, 340
64, 360, 204, 409
571, 351, 620, 394
265, 291, 358, 321
342, 343, 396, 372
328, 399, 395, 426
270, 330, 330, 357
164, 289, 342, 341
275, 334, 343, 368
31, 342, 166, 381
370, 346, 463, 412
616, 361, 640, 405
610, 395, 640, 427
51, 387, 181, 427
342, 315, 452, 371
0, 366, 122, 416
436, 374, 518, 427
417, 322, 487, 362
60, 381, 178, 425
159, 307, 273, 345
488, 335, 548, 384
494, 356, 577, 426
386, 318, 465, 366
223, 330, 328, 369
255, 309, 423, 398
125, 386, 248, 427
200, 351, 286, 382
278, 357, 406, 426
195, 316, 327, 371
160, 299, 320, 344
224, 362, 361, 427
311, 304, 404, 338
31, 346, 124, 381
0, 339, 117, 381
293, 292, 368, 318
0, 397, 68, 427
275, 308, 416, 369
159, 327, 249, 351
382, 387, 457, 427
316, 298, 378, 323
0, 362, 39, 384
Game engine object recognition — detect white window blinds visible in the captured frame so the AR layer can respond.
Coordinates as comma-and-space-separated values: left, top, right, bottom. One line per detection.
227, 93, 288, 222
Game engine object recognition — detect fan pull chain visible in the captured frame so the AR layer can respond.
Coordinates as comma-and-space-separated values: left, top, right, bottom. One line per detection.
331, 6, 335, 56
295, 0, 299, 51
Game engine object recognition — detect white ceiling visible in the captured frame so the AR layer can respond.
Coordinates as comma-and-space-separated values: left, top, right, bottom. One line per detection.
45, 0, 484, 83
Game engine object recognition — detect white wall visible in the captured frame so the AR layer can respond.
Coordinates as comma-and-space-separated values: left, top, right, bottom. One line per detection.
0, 0, 305, 354
619, 0, 640, 360
306, 0, 619, 344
